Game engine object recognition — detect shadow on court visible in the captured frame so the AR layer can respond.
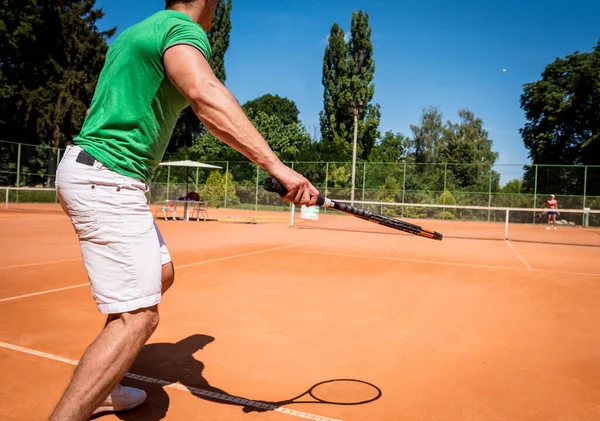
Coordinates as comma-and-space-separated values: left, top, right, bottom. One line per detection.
91, 334, 381, 420
94, 334, 246, 421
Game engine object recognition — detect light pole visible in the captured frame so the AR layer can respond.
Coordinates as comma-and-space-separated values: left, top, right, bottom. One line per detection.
350, 100, 363, 205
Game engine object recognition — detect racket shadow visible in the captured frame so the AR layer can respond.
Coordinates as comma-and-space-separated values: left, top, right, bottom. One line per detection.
242, 379, 383, 414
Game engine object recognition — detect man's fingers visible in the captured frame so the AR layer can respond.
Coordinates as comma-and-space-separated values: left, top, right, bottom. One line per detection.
299, 188, 310, 206
307, 184, 319, 207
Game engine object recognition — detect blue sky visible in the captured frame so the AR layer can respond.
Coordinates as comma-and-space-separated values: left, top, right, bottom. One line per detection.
95, 0, 600, 183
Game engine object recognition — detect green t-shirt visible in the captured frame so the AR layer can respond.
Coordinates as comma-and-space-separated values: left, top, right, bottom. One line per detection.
74, 10, 212, 183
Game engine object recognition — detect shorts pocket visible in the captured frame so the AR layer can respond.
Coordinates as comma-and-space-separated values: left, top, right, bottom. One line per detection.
57, 182, 100, 240
70, 210, 99, 239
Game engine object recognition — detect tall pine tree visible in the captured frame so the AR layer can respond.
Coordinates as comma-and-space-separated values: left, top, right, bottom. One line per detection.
319, 10, 380, 161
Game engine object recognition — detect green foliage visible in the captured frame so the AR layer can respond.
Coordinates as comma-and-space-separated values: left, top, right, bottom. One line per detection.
437, 190, 457, 218
501, 179, 523, 194
410, 108, 444, 166
376, 176, 400, 205
207, 0, 232, 85
200, 170, 239, 208
520, 41, 600, 196
405, 107, 498, 196
0, 0, 114, 186
438, 190, 457, 206
0, 0, 113, 147
440, 109, 498, 190
243, 94, 299, 126
329, 165, 351, 188
319, 10, 380, 161
369, 131, 408, 163
189, 109, 311, 164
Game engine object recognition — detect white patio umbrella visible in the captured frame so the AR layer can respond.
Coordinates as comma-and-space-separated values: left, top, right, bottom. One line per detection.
159, 160, 222, 197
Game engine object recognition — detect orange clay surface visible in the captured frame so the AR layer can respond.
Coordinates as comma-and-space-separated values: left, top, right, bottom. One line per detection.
0, 205, 599, 421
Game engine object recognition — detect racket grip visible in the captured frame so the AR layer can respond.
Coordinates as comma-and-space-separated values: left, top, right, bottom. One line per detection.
263, 177, 325, 206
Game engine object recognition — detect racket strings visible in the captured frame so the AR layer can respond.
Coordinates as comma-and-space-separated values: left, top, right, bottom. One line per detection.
309, 380, 381, 404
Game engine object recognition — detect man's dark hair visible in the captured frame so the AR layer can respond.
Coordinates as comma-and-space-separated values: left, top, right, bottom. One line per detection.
166, 0, 197, 8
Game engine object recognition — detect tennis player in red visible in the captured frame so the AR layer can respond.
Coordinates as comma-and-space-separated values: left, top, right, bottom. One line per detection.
544, 194, 560, 230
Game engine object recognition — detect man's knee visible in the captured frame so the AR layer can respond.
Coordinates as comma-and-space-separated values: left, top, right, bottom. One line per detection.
119, 306, 159, 339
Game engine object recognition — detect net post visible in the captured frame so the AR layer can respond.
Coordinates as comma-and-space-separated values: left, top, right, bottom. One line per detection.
532, 165, 538, 222
290, 203, 295, 228
5, 187, 8, 209
505, 208, 510, 240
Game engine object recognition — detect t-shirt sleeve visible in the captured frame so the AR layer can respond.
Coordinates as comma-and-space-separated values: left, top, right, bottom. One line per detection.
162, 19, 212, 61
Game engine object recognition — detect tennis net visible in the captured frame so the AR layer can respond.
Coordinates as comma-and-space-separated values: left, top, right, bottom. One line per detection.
288, 200, 600, 247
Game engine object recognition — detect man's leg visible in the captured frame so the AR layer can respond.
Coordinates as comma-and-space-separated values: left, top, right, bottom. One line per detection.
161, 261, 175, 295
49, 306, 159, 421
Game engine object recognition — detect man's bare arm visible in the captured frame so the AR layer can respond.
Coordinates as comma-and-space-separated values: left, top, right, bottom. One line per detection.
164, 45, 318, 206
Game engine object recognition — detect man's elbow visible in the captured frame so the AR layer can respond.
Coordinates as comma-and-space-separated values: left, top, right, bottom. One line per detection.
187, 78, 222, 106
187, 79, 237, 116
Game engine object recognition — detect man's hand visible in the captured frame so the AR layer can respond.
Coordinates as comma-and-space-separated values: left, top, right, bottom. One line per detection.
268, 163, 320, 207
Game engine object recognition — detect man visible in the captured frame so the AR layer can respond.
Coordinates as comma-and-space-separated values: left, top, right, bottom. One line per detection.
50, 1, 319, 420
544, 194, 560, 230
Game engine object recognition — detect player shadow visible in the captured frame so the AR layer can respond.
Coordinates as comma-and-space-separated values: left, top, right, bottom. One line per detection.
104, 334, 253, 421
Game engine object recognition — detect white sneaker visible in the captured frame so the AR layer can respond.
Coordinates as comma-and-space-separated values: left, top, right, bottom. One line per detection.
93, 384, 147, 415
545, 226, 550, 230
554, 227, 557, 231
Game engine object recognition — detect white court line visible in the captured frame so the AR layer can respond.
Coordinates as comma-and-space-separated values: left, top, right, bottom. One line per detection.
279, 249, 600, 278
174, 239, 322, 270
0, 341, 342, 421
0, 283, 89, 303
0, 257, 81, 270
0, 239, 323, 304
0, 236, 260, 270
505, 240, 533, 270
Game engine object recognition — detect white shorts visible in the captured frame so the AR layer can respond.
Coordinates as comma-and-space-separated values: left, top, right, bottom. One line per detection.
56, 145, 172, 314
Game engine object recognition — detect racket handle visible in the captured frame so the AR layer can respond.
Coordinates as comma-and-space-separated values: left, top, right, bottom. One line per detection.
264, 177, 325, 206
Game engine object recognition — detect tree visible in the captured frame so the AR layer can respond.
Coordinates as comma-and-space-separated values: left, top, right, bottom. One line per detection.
439, 109, 498, 190
369, 131, 408, 162
207, 0, 232, 84
168, 0, 232, 153
520, 41, 600, 196
0, 0, 114, 185
201, 169, 239, 208
409, 107, 444, 166
242, 94, 299, 125
319, 10, 380, 161
188, 109, 311, 163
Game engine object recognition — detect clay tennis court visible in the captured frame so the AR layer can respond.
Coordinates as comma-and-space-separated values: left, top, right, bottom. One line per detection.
1, 205, 599, 420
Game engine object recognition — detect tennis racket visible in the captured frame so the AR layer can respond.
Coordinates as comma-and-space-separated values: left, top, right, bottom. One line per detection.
242, 379, 382, 412
264, 177, 443, 241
